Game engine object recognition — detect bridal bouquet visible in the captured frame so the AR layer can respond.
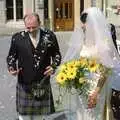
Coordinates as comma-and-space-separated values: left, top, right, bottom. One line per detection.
56, 57, 111, 95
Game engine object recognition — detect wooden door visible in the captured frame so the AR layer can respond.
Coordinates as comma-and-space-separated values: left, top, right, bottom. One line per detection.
54, 0, 74, 31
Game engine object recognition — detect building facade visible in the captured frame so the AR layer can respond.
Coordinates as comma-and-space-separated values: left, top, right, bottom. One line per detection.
0, 0, 92, 31
0, 0, 120, 32
93, 0, 120, 26
0, 0, 45, 28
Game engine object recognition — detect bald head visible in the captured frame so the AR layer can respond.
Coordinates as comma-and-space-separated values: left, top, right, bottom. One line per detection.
24, 13, 40, 24
24, 13, 41, 34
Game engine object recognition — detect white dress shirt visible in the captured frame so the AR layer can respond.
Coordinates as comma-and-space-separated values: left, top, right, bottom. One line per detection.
29, 29, 40, 48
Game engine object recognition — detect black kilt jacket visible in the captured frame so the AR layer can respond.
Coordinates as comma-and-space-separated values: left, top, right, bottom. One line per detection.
6, 28, 61, 115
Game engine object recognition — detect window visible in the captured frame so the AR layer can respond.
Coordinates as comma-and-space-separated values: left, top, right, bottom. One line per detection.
6, 0, 13, 20
6, 0, 23, 20
16, 0, 23, 19
44, 0, 48, 19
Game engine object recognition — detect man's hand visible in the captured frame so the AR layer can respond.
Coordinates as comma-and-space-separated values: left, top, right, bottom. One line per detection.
8, 67, 22, 76
44, 66, 54, 76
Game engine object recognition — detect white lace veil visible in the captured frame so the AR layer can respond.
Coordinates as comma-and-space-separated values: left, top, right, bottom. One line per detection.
63, 26, 84, 61
63, 7, 120, 68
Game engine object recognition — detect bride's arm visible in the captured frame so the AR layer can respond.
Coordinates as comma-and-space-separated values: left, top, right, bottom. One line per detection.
96, 68, 108, 93
88, 67, 110, 108
92, 67, 109, 97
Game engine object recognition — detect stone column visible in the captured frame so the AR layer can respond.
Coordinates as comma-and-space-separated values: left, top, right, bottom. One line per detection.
0, 0, 6, 24
48, 0, 54, 30
75, 0, 80, 28
13, 0, 16, 21
84, 0, 91, 9
35, 0, 44, 26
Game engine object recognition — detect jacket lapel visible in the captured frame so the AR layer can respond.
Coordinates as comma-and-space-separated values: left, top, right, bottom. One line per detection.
23, 29, 45, 54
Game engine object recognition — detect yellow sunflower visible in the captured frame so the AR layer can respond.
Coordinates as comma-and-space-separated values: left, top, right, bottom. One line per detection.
66, 61, 76, 69
66, 68, 77, 79
74, 60, 81, 66
56, 72, 67, 85
88, 59, 99, 72
79, 57, 88, 67
59, 64, 66, 72
79, 77, 86, 84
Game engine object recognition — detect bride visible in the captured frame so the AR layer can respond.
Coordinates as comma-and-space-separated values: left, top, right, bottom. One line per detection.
62, 7, 120, 120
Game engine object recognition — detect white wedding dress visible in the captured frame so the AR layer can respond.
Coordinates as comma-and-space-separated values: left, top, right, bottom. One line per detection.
76, 45, 107, 120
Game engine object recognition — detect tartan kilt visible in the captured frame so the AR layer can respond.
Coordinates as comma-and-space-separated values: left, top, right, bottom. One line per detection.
16, 82, 55, 115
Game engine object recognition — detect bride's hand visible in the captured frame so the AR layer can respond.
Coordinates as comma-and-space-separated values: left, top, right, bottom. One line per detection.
87, 89, 99, 109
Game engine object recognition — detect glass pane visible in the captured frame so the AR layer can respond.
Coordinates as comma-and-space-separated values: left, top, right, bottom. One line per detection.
56, 8, 59, 18
69, 3, 72, 18
7, 8, 14, 20
65, 3, 68, 18
16, 0, 23, 19
44, 0, 48, 19
6, 0, 13, 20
60, 3, 63, 18
16, 8, 23, 19
16, 0, 22, 6
6, 0, 13, 6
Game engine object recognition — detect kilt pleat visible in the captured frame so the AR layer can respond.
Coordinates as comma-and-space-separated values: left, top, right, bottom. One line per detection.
16, 83, 55, 115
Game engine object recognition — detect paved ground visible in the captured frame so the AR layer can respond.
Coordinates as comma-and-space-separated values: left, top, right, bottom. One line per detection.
0, 36, 17, 120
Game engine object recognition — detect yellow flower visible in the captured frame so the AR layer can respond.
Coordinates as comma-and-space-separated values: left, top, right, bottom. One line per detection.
79, 57, 88, 67
88, 59, 99, 72
66, 68, 77, 79
59, 64, 66, 72
55, 57, 111, 97
74, 60, 81, 66
66, 61, 76, 69
79, 77, 86, 84
56, 72, 67, 85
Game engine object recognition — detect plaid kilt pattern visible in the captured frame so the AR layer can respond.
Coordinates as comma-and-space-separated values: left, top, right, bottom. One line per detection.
16, 83, 55, 115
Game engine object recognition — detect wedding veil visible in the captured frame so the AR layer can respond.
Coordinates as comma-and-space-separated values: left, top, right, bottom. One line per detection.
63, 7, 120, 68
55, 7, 120, 114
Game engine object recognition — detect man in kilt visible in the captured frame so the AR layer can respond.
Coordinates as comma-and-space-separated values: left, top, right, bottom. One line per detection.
6, 13, 61, 120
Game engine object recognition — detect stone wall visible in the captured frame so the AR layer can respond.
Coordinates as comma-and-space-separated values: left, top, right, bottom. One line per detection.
0, 0, 6, 24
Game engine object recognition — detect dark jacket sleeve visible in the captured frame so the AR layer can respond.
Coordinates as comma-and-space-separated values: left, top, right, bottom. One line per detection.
6, 34, 18, 70
49, 31, 61, 69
